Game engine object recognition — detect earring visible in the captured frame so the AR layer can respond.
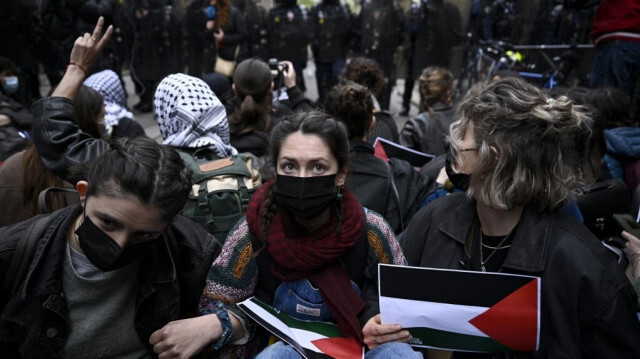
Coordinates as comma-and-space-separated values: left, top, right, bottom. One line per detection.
337, 185, 343, 200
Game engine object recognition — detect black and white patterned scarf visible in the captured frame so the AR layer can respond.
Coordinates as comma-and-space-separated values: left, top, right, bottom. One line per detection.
83, 69, 133, 128
154, 73, 237, 158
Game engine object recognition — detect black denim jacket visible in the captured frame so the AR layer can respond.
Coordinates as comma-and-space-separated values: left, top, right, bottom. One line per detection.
0, 205, 221, 358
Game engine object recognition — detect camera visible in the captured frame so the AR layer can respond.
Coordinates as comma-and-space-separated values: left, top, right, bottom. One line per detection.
205, 5, 216, 20
268, 58, 288, 81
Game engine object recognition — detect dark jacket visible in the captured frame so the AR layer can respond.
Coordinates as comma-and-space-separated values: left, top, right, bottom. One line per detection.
0, 92, 34, 130
131, 0, 183, 81
267, 3, 312, 63
184, 3, 249, 77
310, 0, 353, 63
216, 6, 248, 62
366, 111, 400, 145
357, 0, 404, 61
604, 126, 640, 179
230, 129, 273, 180
271, 85, 314, 123
110, 117, 146, 140
346, 141, 432, 234
238, 0, 268, 60
402, 193, 640, 358
409, 0, 462, 75
0, 205, 221, 358
399, 102, 456, 156
30, 97, 109, 184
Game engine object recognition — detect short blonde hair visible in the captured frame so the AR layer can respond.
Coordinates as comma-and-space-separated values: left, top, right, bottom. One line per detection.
419, 67, 454, 115
450, 77, 592, 212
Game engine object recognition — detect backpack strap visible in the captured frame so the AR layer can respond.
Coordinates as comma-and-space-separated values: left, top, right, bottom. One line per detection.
340, 206, 370, 288
4, 216, 49, 297
384, 161, 404, 232
38, 187, 77, 214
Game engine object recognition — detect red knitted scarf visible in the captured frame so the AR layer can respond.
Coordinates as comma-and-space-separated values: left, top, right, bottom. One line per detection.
246, 181, 366, 341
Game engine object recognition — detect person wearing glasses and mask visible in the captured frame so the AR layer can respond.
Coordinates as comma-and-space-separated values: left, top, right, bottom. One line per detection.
402, 78, 640, 358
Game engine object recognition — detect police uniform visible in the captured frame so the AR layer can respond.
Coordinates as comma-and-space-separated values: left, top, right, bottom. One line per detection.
267, 0, 312, 91
310, 0, 354, 105
358, 0, 405, 111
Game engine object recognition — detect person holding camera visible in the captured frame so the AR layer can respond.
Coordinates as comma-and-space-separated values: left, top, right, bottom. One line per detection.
267, 0, 312, 92
184, 0, 247, 78
227, 58, 312, 180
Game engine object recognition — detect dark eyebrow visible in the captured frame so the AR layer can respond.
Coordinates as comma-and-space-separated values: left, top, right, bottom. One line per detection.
280, 156, 329, 163
94, 211, 119, 224
94, 211, 163, 237
280, 156, 298, 163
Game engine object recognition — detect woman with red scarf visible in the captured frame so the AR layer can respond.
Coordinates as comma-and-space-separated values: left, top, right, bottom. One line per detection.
149, 111, 421, 358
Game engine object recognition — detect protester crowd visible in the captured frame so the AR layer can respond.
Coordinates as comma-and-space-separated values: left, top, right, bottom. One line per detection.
1, 0, 640, 358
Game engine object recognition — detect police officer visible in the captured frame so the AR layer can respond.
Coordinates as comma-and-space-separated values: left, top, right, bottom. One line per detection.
234, 0, 268, 60
357, 0, 405, 111
130, 0, 183, 112
267, 0, 312, 92
402, 0, 462, 116
310, 0, 354, 105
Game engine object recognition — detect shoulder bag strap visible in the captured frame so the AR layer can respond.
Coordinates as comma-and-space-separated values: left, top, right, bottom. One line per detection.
4, 216, 49, 297
384, 161, 404, 232
38, 187, 77, 214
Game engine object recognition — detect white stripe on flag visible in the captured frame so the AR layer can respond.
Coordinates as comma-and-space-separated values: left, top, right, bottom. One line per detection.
380, 296, 489, 337
290, 328, 327, 353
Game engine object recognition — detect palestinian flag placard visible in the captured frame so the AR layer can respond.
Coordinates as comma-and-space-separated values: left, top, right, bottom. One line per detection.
238, 297, 364, 359
373, 136, 434, 168
379, 264, 540, 352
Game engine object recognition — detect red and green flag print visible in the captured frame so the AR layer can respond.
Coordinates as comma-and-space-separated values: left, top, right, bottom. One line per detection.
238, 297, 364, 359
379, 264, 540, 353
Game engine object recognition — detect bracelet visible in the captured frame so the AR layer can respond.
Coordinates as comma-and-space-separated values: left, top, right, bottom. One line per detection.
67, 62, 88, 77
210, 301, 234, 350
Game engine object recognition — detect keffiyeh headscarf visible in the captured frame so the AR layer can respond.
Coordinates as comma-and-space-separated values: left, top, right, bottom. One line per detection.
154, 73, 237, 158
83, 69, 133, 128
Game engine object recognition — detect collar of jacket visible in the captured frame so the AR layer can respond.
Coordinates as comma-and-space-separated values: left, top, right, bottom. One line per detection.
23, 205, 178, 299
349, 140, 374, 154
429, 101, 453, 112
437, 193, 551, 273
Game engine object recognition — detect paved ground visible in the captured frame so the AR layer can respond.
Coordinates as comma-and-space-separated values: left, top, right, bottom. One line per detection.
42, 59, 421, 142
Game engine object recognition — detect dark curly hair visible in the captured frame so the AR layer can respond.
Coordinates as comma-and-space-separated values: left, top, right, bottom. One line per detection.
324, 81, 374, 140
340, 57, 384, 96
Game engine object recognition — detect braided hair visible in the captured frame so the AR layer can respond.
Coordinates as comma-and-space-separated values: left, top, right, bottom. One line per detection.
255, 111, 350, 253
83, 137, 192, 222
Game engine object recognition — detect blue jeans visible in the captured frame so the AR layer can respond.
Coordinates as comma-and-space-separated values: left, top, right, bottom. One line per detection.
256, 341, 423, 359
273, 279, 360, 322
590, 39, 640, 97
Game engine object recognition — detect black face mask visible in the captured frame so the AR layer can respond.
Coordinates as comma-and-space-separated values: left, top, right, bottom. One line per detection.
445, 149, 470, 191
75, 215, 145, 271
272, 174, 338, 220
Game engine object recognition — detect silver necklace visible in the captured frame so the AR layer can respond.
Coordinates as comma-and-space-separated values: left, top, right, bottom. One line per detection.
481, 242, 512, 250
479, 230, 511, 272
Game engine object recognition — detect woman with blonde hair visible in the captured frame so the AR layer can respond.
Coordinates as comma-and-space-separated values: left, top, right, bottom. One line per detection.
403, 77, 640, 358
399, 66, 455, 156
